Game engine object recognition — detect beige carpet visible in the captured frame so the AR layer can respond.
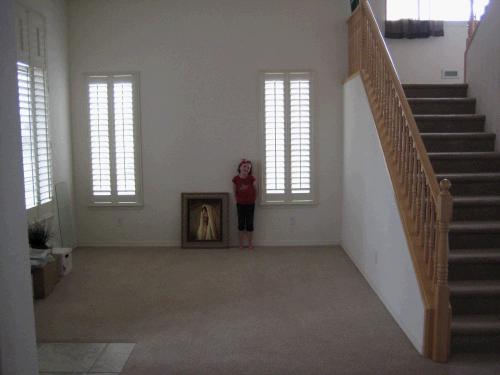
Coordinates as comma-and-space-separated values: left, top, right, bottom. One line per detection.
35, 246, 500, 375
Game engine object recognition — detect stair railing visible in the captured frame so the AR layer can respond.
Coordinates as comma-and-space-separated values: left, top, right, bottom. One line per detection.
347, 0, 452, 362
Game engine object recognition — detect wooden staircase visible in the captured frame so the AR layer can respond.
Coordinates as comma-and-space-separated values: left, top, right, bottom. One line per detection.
405, 83, 500, 353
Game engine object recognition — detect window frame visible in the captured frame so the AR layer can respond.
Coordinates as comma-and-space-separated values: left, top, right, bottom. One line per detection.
385, 0, 490, 21
259, 71, 317, 206
85, 71, 144, 207
15, 4, 54, 220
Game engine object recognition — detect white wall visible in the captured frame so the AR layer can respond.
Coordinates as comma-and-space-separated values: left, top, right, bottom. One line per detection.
0, 0, 39, 373
386, 22, 468, 84
21, 0, 74, 245
68, 0, 349, 247
466, 0, 500, 149
342, 75, 425, 353
367, 0, 468, 84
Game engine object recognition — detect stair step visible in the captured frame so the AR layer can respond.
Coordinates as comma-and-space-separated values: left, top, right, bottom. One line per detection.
450, 280, 500, 297
450, 248, 500, 264
451, 333, 500, 353
429, 152, 500, 173
452, 315, 500, 335
437, 173, 500, 196
449, 248, 500, 281
452, 315, 500, 353
450, 280, 500, 314
403, 84, 468, 98
453, 196, 500, 221
408, 98, 476, 114
414, 114, 485, 133
449, 221, 500, 249
421, 132, 495, 152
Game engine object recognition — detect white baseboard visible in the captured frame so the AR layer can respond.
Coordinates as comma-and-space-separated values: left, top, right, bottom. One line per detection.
77, 240, 338, 248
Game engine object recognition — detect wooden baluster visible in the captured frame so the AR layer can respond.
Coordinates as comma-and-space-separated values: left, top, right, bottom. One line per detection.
418, 168, 426, 242
413, 160, 421, 224
404, 129, 411, 192
398, 123, 405, 176
410, 153, 417, 218
432, 179, 452, 362
394, 110, 401, 169
423, 184, 431, 258
427, 204, 436, 276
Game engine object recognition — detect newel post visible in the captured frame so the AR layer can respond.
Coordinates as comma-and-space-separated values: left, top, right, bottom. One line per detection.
432, 179, 452, 362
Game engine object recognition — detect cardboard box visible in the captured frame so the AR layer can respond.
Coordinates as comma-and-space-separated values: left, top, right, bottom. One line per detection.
52, 247, 73, 276
32, 259, 59, 299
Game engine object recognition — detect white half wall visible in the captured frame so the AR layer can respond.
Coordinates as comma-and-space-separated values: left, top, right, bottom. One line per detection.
68, 0, 349, 247
466, 0, 500, 149
0, 0, 39, 373
341, 75, 425, 353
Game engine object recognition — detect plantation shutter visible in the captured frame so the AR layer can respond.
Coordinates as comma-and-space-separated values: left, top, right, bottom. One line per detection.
289, 73, 311, 196
113, 78, 136, 196
88, 79, 112, 198
264, 74, 286, 198
88, 74, 141, 205
34, 66, 52, 204
262, 72, 314, 203
15, 5, 53, 213
17, 62, 37, 209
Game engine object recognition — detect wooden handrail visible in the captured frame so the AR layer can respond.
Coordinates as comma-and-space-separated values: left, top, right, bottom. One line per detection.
347, 0, 452, 362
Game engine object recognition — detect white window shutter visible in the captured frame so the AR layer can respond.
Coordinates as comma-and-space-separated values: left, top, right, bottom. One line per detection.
28, 11, 46, 68
290, 74, 311, 194
264, 75, 286, 196
17, 62, 37, 209
87, 73, 141, 205
15, 6, 54, 215
15, 5, 29, 64
88, 80, 112, 197
262, 72, 314, 204
33, 67, 52, 204
113, 79, 136, 196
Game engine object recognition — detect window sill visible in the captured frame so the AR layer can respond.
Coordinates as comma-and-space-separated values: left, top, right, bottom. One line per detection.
88, 202, 144, 208
27, 201, 54, 222
259, 199, 317, 207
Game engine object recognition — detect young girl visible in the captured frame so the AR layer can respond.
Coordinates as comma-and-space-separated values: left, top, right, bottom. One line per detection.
232, 159, 257, 249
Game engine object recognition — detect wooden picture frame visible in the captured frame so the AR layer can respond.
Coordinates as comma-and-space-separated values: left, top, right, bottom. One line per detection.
181, 192, 229, 248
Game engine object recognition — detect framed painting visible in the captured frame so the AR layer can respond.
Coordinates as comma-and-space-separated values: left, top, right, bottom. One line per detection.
181, 192, 229, 248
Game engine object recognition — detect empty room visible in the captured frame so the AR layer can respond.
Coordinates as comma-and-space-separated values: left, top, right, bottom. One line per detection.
1, 0, 500, 374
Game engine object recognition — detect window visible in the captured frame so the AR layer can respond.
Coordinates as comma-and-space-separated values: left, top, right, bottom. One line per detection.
86, 73, 142, 205
15, 5, 53, 213
262, 72, 314, 204
387, 0, 490, 21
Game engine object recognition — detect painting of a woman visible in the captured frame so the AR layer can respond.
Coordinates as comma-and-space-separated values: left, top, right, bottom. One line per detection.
182, 193, 228, 248
196, 204, 219, 240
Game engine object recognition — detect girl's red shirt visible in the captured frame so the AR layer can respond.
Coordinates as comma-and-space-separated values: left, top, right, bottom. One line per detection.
232, 175, 256, 204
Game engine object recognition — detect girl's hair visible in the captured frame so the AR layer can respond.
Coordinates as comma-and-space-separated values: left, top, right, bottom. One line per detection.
238, 159, 252, 175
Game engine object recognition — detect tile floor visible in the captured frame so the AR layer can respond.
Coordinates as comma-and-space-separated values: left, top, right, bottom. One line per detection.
38, 342, 135, 374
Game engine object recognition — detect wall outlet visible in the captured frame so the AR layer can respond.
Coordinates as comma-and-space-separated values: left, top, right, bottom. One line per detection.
289, 217, 296, 226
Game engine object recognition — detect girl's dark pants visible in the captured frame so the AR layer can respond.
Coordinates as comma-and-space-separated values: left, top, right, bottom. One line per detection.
237, 203, 255, 231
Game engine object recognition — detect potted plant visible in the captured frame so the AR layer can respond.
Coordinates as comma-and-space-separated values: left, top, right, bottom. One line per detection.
28, 221, 52, 249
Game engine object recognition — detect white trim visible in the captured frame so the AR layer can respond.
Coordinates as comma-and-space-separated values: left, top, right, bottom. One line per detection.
77, 241, 339, 248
